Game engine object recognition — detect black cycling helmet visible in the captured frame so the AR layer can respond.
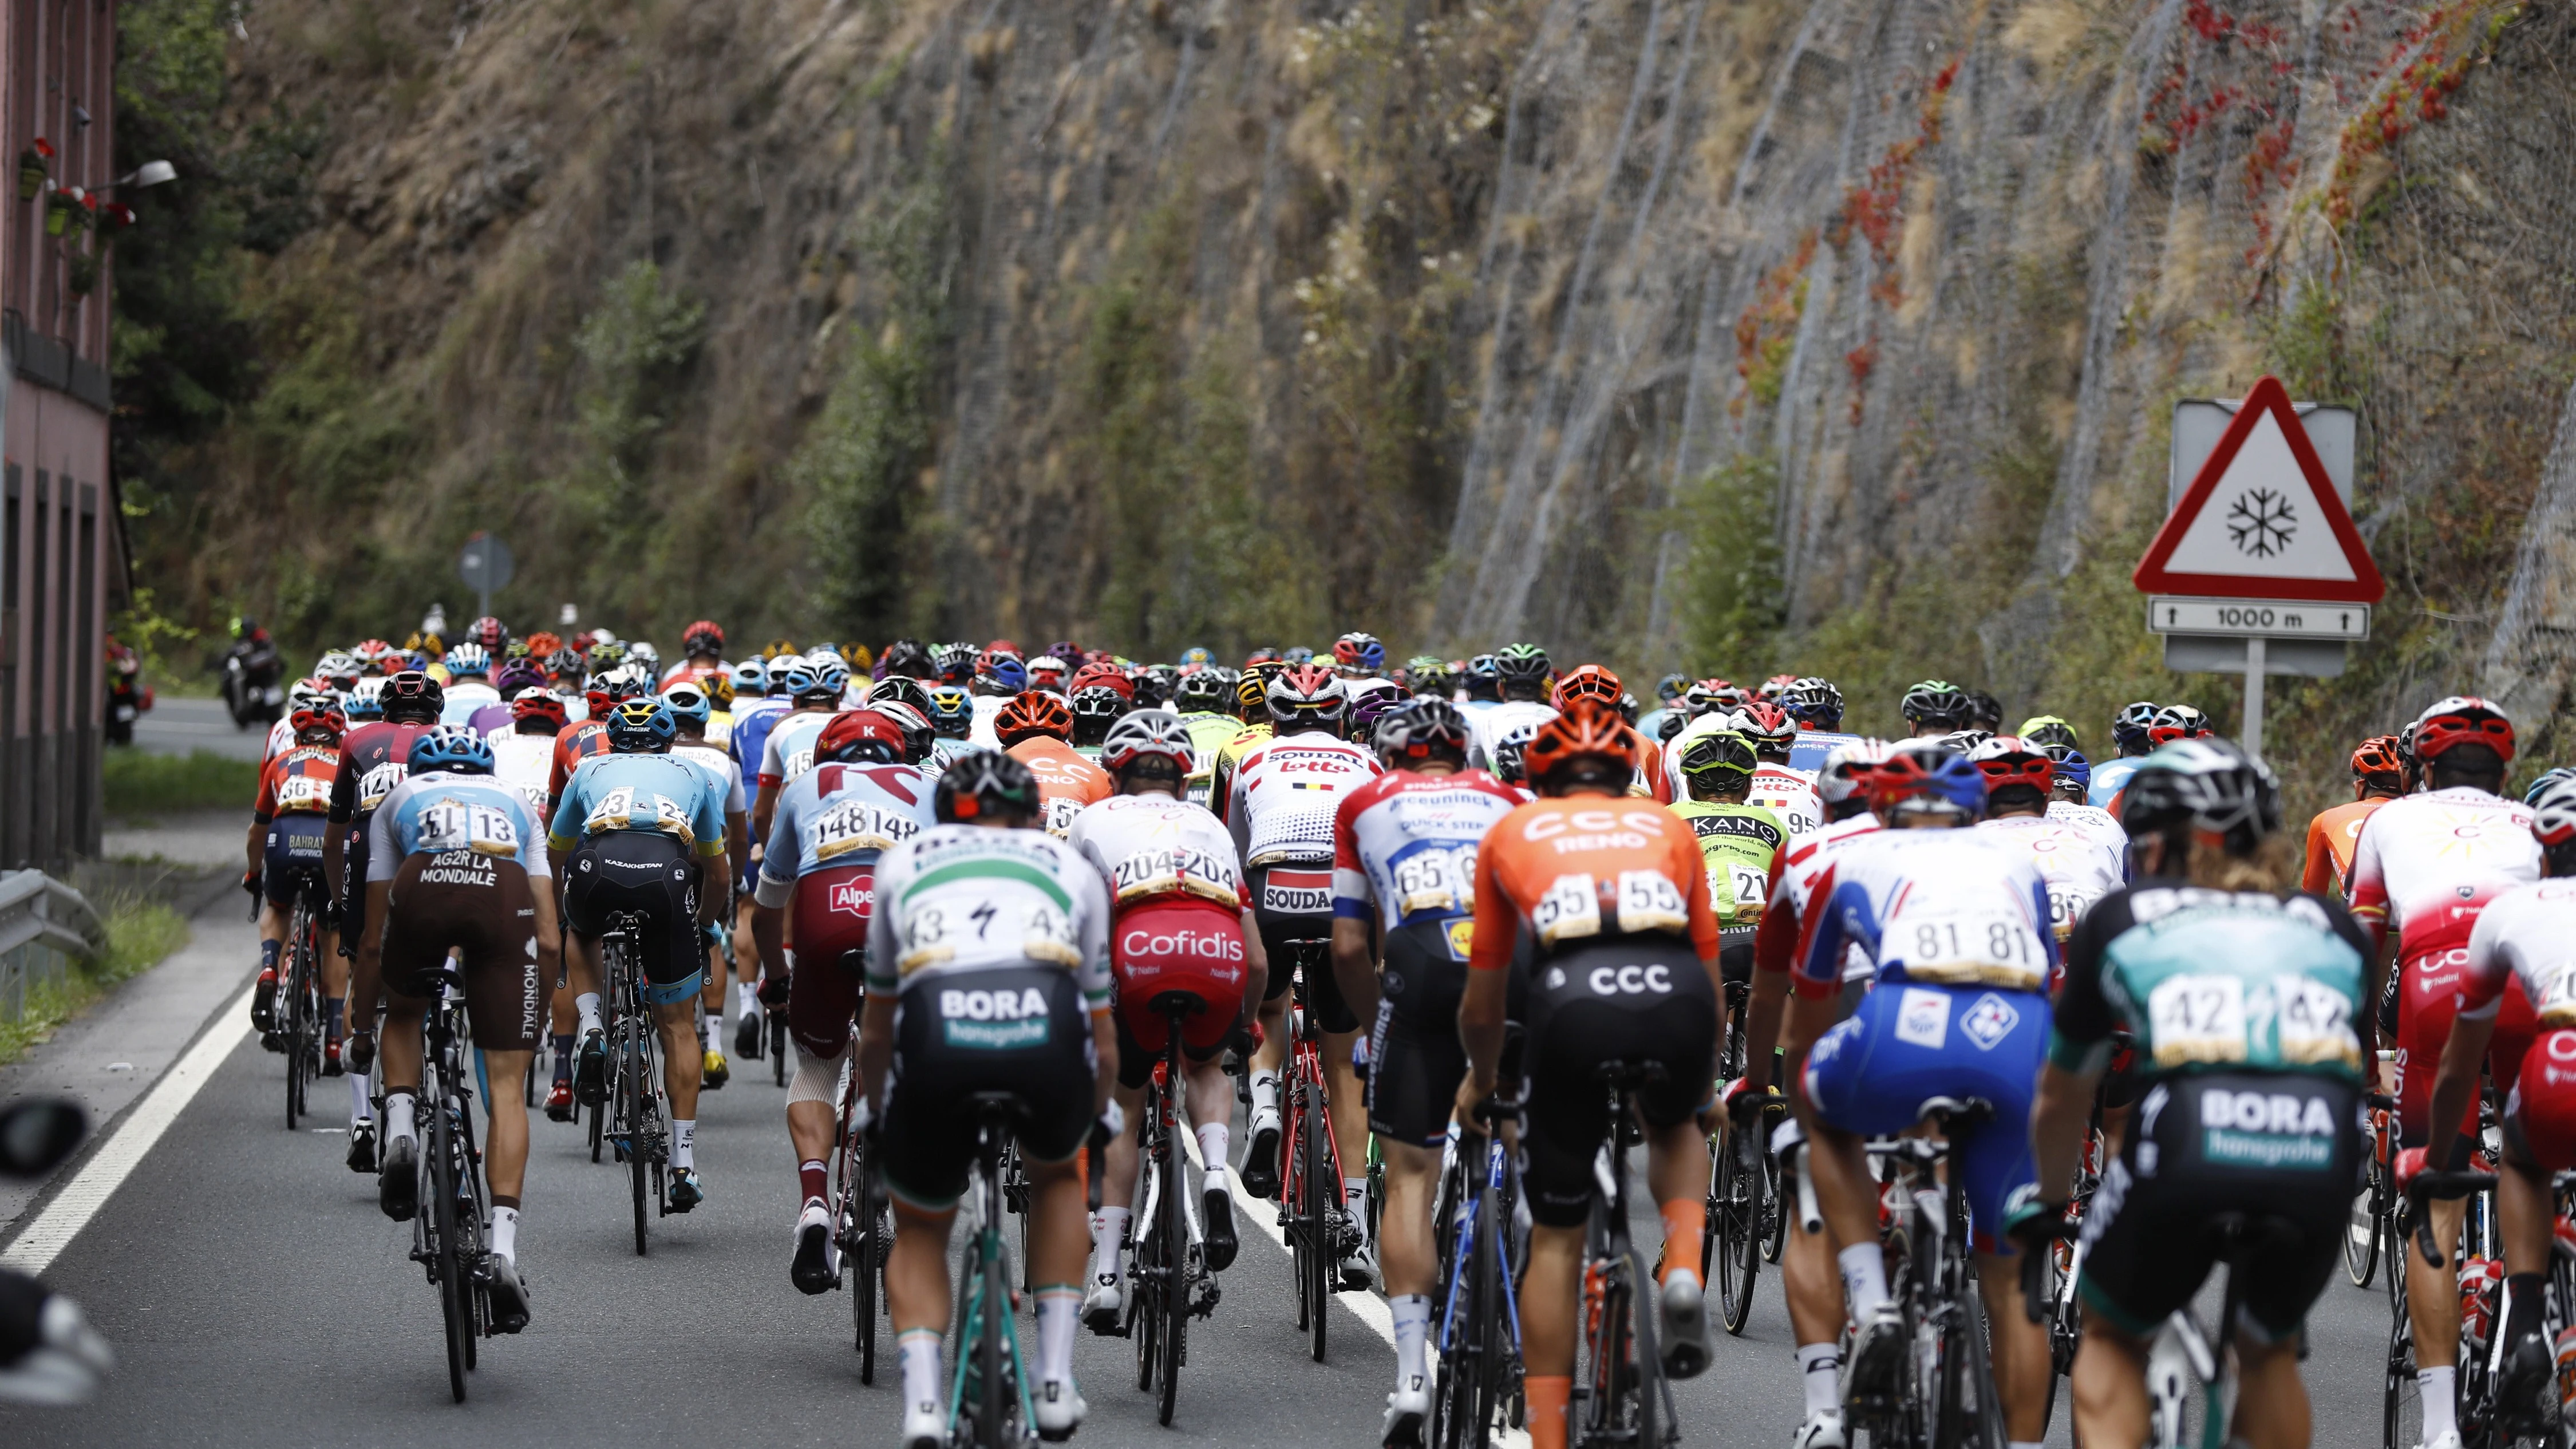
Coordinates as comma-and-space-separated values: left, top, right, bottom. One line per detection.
1964, 690, 2004, 733
2119, 737, 2280, 857
1070, 685, 1130, 747
868, 674, 935, 719
1899, 680, 1969, 729
1387, 698, 1472, 768
935, 748, 1042, 824
1461, 653, 1503, 703
2110, 701, 2160, 755
1132, 666, 1176, 710
381, 669, 444, 725
1781, 677, 1844, 731
1494, 643, 1552, 701
1174, 669, 1232, 714
880, 638, 936, 679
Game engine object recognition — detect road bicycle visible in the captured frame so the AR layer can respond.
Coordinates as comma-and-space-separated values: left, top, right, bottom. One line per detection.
1124, 993, 1226, 1425
600, 910, 669, 1255
406, 960, 493, 1403
1570, 1063, 1680, 1449
1429, 1093, 1524, 1449
271, 870, 331, 1130
2384, 1162, 2570, 1449
2348, 1085, 2400, 1289
828, 1038, 889, 1382
949, 1093, 1041, 1449
1705, 1068, 1783, 1336
1845, 1098, 2009, 1449
1277, 940, 1357, 1363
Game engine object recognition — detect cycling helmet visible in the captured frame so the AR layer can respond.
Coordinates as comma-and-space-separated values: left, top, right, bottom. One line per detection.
927, 685, 975, 739
1174, 669, 1232, 714
1678, 728, 1759, 785
1781, 677, 1845, 731
381, 669, 444, 724
879, 638, 935, 679
2531, 777, 2576, 853
1462, 653, 1503, 702
682, 620, 726, 657
1234, 665, 1275, 718
444, 642, 492, 678
2146, 704, 2213, 747
935, 748, 1042, 824
1243, 647, 1282, 669
586, 665, 651, 714
1179, 647, 1215, 669
1101, 709, 1198, 776
511, 691, 568, 729
2110, 701, 2161, 753
407, 725, 495, 775
290, 701, 346, 744
345, 677, 386, 721
1070, 685, 1131, 746
1131, 666, 1176, 710
660, 684, 713, 731
769, 659, 823, 702
1815, 739, 1893, 807
626, 641, 662, 674
1899, 680, 1969, 729
316, 651, 362, 690
1682, 678, 1745, 717
1752, 673, 1797, 702
2527, 767, 2576, 807
1386, 698, 1472, 768
1266, 663, 1350, 730
1969, 736, 2054, 803
1068, 662, 1134, 700
605, 699, 678, 752
1406, 656, 1459, 698
585, 639, 627, 672
1026, 655, 1072, 692
2412, 696, 2515, 766
1618, 691, 1641, 725
2118, 737, 2279, 854
1963, 690, 2004, 733
1333, 632, 1388, 675
493, 660, 548, 698
1741, 700, 1797, 757
2350, 735, 2405, 780
703, 672, 735, 710
523, 631, 564, 660
287, 676, 336, 711
461, 615, 504, 652
1654, 673, 1689, 704
868, 674, 936, 718
2017, 716, 2080, 753
1939, 728, 1994, 753
544, 647, 586, 684
1346, 688, 1404, 747
1281, 646, 1316, 666
980, 654, 1029, 694
1523, 702, 1636, 789
1491, 722, 1541, 784
934, 642, 979, 685
1494, 643, 1553, 701
1552, 664, 1625, 712
1868, 741, 1988, 820
354, 639, 398, 673
871, 701, 938, 764
818, 709, 908, 766
2052, 749, 2093, 799
809, 658, 851, 698
995, 691, 1074, 746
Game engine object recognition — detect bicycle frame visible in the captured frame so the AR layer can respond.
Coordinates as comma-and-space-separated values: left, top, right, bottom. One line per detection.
1130, 1006, 1222, 1424
406, 963, 489, 1401
601, 912, 667, 1254
949, 1097, 1037, 1447
1433, 1099, 1525, 1449
1278, 942, 1353, 1362
1853, 1099, 2006, 1449
1574, 1074, 1678, 1449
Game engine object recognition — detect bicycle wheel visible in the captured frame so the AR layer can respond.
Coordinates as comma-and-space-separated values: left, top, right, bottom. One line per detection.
1134, 1104, 1164, 1393
430, 1088, 470, 1403
1760, 1132, 1787, 1265
1626, 1249, 1667, 1449
2383, 1280, 2417, 1449
1305, 1082, 1331, 1363
978, 1233, 1013, 1449
283, 901, 311, 1130
621, 1015, 651, 1256
1937, 1260, 2008, 1449
1158, 1088, 1187, 1425
2347, 1165, 2385, 1288
1285, 1083, 1313, 1333
1712, 1129, 1760, 1334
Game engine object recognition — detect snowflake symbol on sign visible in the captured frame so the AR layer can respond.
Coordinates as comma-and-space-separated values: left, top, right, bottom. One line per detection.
2227, 488, 2297, 557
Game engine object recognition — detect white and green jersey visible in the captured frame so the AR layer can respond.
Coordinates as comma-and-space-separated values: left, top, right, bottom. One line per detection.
864, 824, 1113, 1008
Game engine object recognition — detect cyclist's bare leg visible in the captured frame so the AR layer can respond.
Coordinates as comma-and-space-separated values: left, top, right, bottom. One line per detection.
1322, 1027, 1369, 1211
732, 892, 760, 992
1379, 1138, 1439, 1297
785, 1045, 847, 1166
888, 1201, 962, 1334
1026, 1155, 1090, 1285
1805, 1120, 1880, 1253
1972, 1250, 2051, 1442
565, 933, 605, 1008
257, 900, 289, 953
2405, 1194, 2466, 1373
1099, 1080, 1146, 1213
1252, 992, 1289, 1079
378, 999, 426, 1096
2225, 1332, 2310, 1449
481, 1049, 533, 1199
2069, 1316, 2154, 1448
655, 999, 702, 1120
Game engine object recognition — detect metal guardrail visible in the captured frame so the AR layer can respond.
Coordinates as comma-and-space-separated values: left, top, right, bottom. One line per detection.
0, 868, 106, 1025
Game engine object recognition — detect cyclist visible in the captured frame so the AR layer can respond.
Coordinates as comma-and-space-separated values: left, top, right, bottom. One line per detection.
1898, 679, 1970, 738
667, 683, 751, 1089
359, 726, 558, 1334
1067, 684, 1130, 761
1970, 736, 2124, 946
998, 690, 1113, 837
1170, 668, 1244, 808
1458, 653, 1502, 708
1330, 697, 1522, 1440
437, 643, 500, 725
749, 710, 937, 1293
1204, 662, 1282, 814
1665, 727, 1787, 981
245, 698, 349, 1090
1456, 702, 1724, 1449
1785, 744, 2053, 1443
488, 686, 581, 1118
2040, 749, 2129, 860
2349, 696, 2539, 1449
1067, 710, 1269, 1330
863, 751, 1115, 1447
1227, 663, 1382, 1286
2401, 776, 2576, 1443
323, 669, 447, 1096
2021, 738, 2370, 1449
1466, 643, 1556, 771
1552, 664, 1660, 798
464, 659, 546, 736
2084, 702, 2162, 808
748, 658, 846, 842
550, 699, 733, 1213
1405, 655, 1459, 703
2300, 734, 2405, 895
2146, 702, 2213, 747
1741, 702, 1824, 835
1781, 677, 1846, 733
548, 665, 645, 808
665, 620, 727, 688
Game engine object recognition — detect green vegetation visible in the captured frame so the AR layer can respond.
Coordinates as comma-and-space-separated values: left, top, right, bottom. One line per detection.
104, 748, 261, 818
567, 259, 708, 593
0, 891, 192, 1066
1676, 457, 1787, 678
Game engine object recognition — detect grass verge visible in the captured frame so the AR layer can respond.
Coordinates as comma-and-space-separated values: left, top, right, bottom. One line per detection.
104, 748, 262, 817
0, 890, 193, 1067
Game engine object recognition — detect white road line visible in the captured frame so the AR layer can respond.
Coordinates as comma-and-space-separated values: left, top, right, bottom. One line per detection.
1, 980, 258, 1274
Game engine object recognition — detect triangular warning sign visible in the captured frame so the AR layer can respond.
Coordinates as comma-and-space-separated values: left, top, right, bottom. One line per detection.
2134, 375, 2384, 603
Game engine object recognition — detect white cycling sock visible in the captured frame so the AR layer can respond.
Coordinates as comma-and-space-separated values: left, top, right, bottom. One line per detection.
491, 1205, 519, 1264
575, 993, 602, 1036
350, 1074, 373, 1123
1089, 1207, 1129, 1284
2008, 1442, 2044, 1449
671, 1119, 696, 1171
2419, 1367, 2458, 1440
704, 1013, 722, 1052
1390, 1294, 1432, 1389
1196, 1123, 1231, 1189
736, 981, 756, 1016
1344, 1178, 1370, 1242
384, 1092, 417, 1144
1836, 1243, 1889, 1317
899, 1329, 942, 1412
1035, 1286, 1081, 1382
1250, 1072, 1280, 1119
1797, 1342, 1841, 1415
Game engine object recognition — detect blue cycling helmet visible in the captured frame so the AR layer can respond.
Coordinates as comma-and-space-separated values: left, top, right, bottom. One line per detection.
2052, 748, 2093, 796
660, 683, 713, 729
987, 656, 1028, 692
1180, 646, 1214, 669
775, 660, 827, 701
408, 724, 495, 775
927, 685, 974, 736
730, 657, 768, 694
606, 699, 678, 752
812, 660, 852, 698
2528, 767, 2576, 806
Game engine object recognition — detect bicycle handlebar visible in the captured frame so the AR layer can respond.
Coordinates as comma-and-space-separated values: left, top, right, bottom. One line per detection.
2408, 1170, 2500, 1270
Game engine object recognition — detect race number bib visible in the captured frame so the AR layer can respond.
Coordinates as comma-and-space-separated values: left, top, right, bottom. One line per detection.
2274, 974, 2360, 1068
2536, 962, 2576, 1029
898, 890, 1081, 973
1891, 899, 2046, 990
358, 761, 408, 812
2045, 885, 2100, 942
1391, 846, 1472, 917
1044, 797, 1082, 839
811, 798, 919, 862
1532, 874, 1602, 945
2146, 974, 2249, 1068
1614, 870, 1689, 934
1728, 863, 1768, 921
274, 774, 333, 814
584, 785, 694, 845
417, 799, 522, 856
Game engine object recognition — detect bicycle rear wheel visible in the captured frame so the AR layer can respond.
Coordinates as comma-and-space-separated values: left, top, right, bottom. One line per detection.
1711, 1130, 1760, 1335
1157, 1086, 1187, 1424
1305, 1082, 1331, 1363
621, 1012, 651, 1257
283, 901, 311, 1130
1626, 1249, 1668, 1449
1760, 1134, 1787, 1265
2346, 1166, 2385, 1288
1937, 1262, 2007, 1449
978, 1237, 1014, 1449
430, 1089, 470, 1403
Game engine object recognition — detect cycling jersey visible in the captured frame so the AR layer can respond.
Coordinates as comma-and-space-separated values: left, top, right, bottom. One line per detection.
924, 736, 981, 777
1069, 792, 1253, 1067
1467, 795, 1722, 973
1746, 763, 1823, 839
704, 709, 733, 751
1178, 710, 1247, 794
327, 721, 437, 826
1794, 830, 2055, 998
254, 743, 341, 823
864, 825, 1114, 1007
1467, 701, 1556, 775
1974, 814, 2125, 942
465, 700, 515, 737
260, 716, 297, 766
1664, 800, 1788, 933
754, 761, 939, 902
671, 741, 748, 817
547, 719, 611, 806
728, 695, 791, 776
661, 661, 723, 689
438, 679, 501, 728
2463, 881, 2576, 1170
1226, 731, 1381, 868
1006, 736, 1113, 837
2299, 796, 2391, 896
365, 769, 553, 1048
968, 693, 1007, 748
368, 770, 552, 881
1068, 792, 1249, 914
2086, 755, 2148, 810
2045, 799, 2129, 860
2348, 787, 2541, 958
1205, 721, 1273, 822
757, 709, 838, 792
547, 753, 730, 858
1330, 768, 1523, 932
1752, 813, 1880, 984
489, 731, 556, 819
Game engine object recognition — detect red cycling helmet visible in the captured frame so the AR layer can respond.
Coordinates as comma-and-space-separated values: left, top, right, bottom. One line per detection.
818, 709, 907, 764
2349, 735, 2404, 778
465, 615, 507, 651
511, 692, 568, 729
1552, 664, 1625, 712
1740, 700, 1796, 745
1026, 656, 1071, 692
290, 701, 346, 743
1969, 736, 2053, 797
995, 691, 1074, 745
2412, 696, 2515, 765
682, 619, 726, 654
1068, 662, 1134, 700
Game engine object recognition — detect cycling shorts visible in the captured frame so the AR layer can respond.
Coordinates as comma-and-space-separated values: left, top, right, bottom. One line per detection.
379, 852, 543, 1052
2077, 1071, 2359, 1343
1519, 935, 1718, 1229
2503, 1029, 2576, 1174
1110, 897, 1249, 1083
1249, 864, 1357, 1035
1803, 981, 2049, 1255
880, 965, 1096, 1210
263, 815, 330, 907
2397, 947, 2534, 1147
560, 831, 701, 1004
786, 862, 876, 1059
1366, 917, 1527, 1147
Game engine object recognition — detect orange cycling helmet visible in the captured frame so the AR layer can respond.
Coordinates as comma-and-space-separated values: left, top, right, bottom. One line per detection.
290, 701, 346, 743
995, 691, 1074, 745
1552, 664, 1624, 712
2349, 735, 2404, 778
2412, 696, 2515, 765
1523, 702, 1637, 788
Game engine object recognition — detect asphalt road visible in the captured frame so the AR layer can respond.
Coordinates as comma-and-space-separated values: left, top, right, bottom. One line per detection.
128, 694, 267, 761
0, 896, 2409, 1446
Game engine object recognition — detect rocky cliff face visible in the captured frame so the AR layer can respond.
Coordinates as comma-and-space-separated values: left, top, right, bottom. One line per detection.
133, 0, 2576, 793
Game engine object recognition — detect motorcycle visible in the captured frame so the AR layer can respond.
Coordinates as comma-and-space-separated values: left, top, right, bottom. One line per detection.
222, 639, 285, 729
104, 640, 152, 745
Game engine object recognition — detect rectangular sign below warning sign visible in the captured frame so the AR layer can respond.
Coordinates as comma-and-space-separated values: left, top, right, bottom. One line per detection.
2146, 597, 2370, 640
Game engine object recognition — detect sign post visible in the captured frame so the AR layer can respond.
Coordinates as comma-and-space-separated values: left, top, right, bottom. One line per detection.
2135, 376, 2384, 761
457, 533, 516, 625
